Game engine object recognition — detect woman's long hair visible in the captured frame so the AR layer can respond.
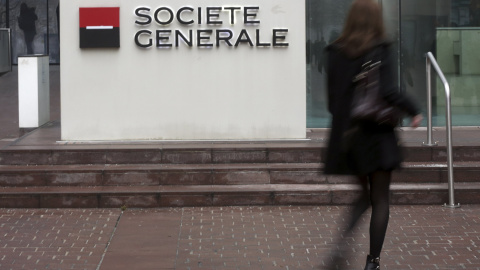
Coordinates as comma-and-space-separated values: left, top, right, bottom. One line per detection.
334, 0, 386, 58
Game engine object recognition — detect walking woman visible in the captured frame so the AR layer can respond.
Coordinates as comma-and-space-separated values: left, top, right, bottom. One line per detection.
323, 0, 423, 269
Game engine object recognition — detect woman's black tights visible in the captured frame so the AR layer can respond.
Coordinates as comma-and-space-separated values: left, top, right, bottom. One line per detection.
343, 170, 392, 258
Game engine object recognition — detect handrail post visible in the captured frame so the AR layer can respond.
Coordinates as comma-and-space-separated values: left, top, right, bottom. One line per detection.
423, 56, 437, 146
445, 85, 457, 208
424, 52, 460, 208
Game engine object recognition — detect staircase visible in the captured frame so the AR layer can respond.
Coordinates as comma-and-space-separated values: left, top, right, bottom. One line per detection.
0, 125, 479, 208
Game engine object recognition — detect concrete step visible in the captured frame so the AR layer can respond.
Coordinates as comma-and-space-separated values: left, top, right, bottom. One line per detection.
2, 140, 477, 208
1, 162, 478, 187
0, 146, 321, 165
2, 144, 480, 165
0, 183, 478, 208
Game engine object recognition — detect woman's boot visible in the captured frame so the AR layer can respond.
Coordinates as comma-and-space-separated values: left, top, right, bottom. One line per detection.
364, 255, 380, 270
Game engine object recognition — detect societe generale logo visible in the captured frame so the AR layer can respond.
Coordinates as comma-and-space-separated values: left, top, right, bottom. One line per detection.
79, 7, 120, 48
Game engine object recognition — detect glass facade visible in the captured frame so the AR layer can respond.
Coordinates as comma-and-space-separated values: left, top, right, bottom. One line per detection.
397, 0, 480, 127
306, 0, 480, 128
1, 0, 479, 126
306, 0, 357, 128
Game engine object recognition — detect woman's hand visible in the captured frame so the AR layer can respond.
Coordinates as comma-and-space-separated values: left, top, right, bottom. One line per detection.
410, 114, 423, 128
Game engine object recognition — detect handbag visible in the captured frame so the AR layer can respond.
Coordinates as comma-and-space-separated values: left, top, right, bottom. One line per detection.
350, 48, 402, 127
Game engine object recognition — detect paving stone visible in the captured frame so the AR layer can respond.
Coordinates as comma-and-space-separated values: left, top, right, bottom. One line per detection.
99, 209, 182, 270
0, 209, 120, 270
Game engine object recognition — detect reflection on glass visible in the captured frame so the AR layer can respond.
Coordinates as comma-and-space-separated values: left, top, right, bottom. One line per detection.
0, 0, 6, 28
306, 0, 403, 128
18, 2, 37, 54
399, 0, 480, 126
10, 0, 43, 58
306, 0, 353, 128
47, 0, 60, 63
5, 0, 59, 64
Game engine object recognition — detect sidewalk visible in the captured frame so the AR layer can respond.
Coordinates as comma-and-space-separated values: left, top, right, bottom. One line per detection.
1, 205, 479, 269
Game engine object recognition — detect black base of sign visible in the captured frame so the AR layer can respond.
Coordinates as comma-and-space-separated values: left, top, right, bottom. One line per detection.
80, 28, 120, 48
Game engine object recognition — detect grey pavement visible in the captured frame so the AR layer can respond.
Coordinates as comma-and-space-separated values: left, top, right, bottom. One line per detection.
1, 205, 480, 270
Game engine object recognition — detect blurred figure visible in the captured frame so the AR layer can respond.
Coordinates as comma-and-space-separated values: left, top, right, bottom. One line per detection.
323, 0, 423, 269
18, 3, 37, 54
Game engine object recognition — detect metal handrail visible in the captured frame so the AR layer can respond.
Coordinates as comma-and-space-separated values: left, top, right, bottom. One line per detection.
424, 52, 459, 208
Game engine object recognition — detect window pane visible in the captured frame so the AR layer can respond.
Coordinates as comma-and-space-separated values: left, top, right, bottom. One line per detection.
11, 0, 47, 63
435, 0, 480, 125
400, 0, 480, 126
0, 0, 6, 28
48, 0, 59, 63
306, 0, 354, 128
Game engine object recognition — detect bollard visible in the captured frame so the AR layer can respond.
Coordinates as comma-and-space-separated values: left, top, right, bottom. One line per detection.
18, 54, 50, 128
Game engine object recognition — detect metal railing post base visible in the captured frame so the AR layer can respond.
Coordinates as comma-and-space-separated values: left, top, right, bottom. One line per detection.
443, 203, 461, 208
422, 142, 438, 147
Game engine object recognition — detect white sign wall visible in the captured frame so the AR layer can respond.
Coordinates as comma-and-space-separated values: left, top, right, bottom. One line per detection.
60, 0, 306, 140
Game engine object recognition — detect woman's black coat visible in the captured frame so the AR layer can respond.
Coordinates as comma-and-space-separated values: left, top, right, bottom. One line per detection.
323, 43, 421, 175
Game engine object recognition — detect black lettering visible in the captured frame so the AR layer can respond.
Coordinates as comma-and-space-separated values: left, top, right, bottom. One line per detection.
156, 30, 172, 47
223, 7, 241, 24
244, 7, 260, 24
256, 29, 271, 47
235, 29, 254, 46
135, 7, 152, 25
273, 29, 289, 47
177, 7, 194, 25
198, 7, 202, 25
197, 30, 213, 47
216, 29, 233, 46
175, 30, 193, 47
206, 7, 222, 25
135, 30, 152, 48
154, 7, 174, 25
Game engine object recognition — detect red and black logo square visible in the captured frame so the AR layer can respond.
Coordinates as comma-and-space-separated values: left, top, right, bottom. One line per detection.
79, 7, 120, 48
